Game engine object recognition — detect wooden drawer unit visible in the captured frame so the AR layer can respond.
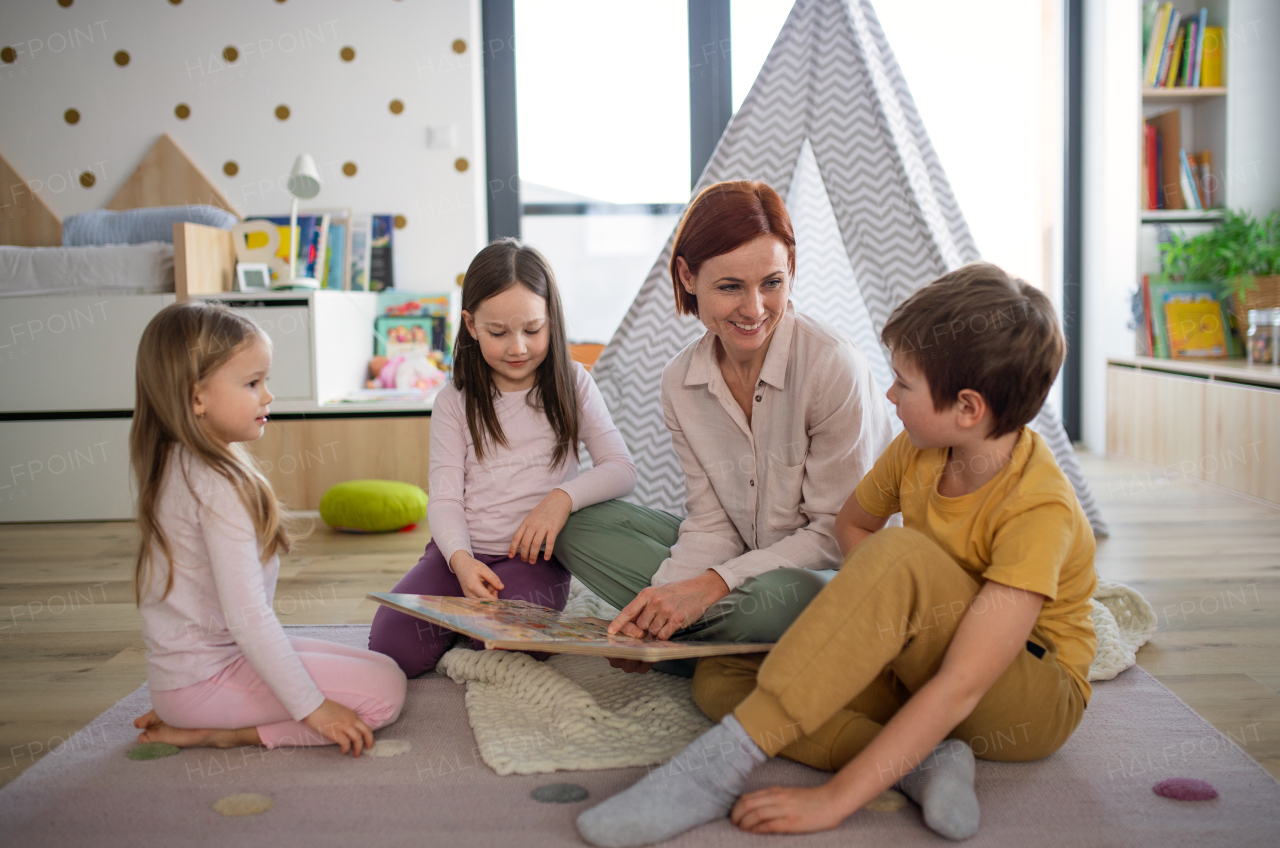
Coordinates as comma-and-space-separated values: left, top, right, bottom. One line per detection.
1107, 358, 1280, 505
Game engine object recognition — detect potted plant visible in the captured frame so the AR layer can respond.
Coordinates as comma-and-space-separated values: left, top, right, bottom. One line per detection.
1160, 209, 1280, 313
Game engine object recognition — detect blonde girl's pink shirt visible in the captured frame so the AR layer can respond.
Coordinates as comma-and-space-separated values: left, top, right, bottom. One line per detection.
139, 446, 324, 721
427, 361, 638, 562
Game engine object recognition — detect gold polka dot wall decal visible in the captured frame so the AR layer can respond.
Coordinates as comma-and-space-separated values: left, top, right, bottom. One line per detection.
79, 171, 95, 188
113, 50, 130, 66
174, 103, 190, 119
393, 215, 406, 229
274, 104, 290, 121
342, 161, 357, 177
456, 273, 465, 287
223, 161, 238, 176
223, 46, 238, 63
169, 0, 182, 5
57, 0, 73, 7
389, 99, 404, 115
1, 47, 16, 64
64, 108, 80, 125
454, 157, 469, 172
452, 39, 466, 54
340, 46, 355, 62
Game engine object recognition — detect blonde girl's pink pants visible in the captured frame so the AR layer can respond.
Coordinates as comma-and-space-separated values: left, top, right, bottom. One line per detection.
149, 636, 408, 749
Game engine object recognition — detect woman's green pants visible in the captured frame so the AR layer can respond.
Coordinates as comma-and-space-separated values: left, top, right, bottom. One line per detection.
555, 500, 835, 674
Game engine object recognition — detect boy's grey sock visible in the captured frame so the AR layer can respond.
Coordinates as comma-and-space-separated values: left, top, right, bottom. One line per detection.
897, 739, 980, 841
576, 714, 766, 848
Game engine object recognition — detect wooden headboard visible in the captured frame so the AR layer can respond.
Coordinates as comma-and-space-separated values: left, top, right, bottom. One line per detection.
0, 151, 63, 247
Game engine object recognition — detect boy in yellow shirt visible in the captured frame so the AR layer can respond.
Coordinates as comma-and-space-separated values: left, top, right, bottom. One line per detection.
577, 263, 1097, 846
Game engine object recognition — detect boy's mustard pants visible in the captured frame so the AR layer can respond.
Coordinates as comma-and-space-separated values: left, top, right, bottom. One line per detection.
692, 527, 1086, 772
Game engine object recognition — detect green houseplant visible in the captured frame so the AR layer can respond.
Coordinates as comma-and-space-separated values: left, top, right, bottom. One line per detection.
1160, 209, 1280, 309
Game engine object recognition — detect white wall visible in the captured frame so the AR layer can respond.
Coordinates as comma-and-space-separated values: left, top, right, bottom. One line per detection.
0, 0, 486, 293
1080, 0, 1140, 454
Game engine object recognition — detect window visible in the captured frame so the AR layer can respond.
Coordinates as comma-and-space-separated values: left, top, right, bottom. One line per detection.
515, 0, 689, 342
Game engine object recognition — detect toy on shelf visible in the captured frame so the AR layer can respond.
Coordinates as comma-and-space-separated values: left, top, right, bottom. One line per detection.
367, 352, 448, 393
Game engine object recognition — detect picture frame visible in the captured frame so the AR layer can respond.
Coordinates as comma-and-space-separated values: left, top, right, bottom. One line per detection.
235, 262, 272, 292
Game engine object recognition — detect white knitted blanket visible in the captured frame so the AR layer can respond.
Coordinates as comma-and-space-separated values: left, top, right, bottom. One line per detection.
438, 578, 1156, 775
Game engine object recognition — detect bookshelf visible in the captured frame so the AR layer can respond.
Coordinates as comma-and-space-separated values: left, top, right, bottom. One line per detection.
1105, 1, 1280, 505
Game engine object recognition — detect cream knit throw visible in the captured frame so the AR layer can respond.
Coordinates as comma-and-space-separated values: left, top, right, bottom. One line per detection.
439, 578, 1155, 775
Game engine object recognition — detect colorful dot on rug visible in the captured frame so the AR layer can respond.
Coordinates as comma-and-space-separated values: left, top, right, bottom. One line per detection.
365, 739, 412, 758
1153, 778, 1218, 801
126, 743, 179, 761
864, 789, 909, 812
531, 783, 589, 804
213, 793, 274, 816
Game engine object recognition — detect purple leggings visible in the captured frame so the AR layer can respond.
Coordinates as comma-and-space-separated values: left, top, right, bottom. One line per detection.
368, 540, 571, 678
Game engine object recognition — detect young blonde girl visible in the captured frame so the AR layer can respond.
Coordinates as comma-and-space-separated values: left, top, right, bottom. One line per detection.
368, 238, 637, 676
131, 301, 406, 756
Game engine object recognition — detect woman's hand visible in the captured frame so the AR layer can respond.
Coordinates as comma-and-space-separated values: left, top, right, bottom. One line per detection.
509, 488, 573, 563
303, 698, 374, 757
608, 571, 730, 641
731, 784, 850, 834
450, 550, 505, 599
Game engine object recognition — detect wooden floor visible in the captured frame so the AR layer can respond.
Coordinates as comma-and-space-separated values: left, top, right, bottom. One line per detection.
0, 452, 1277, 788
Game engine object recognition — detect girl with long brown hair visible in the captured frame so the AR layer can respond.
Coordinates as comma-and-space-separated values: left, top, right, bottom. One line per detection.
368, 238, 637, 677
129, 300, 405, 756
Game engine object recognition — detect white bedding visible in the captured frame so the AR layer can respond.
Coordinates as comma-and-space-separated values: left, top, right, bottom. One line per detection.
0, 242, 174, 296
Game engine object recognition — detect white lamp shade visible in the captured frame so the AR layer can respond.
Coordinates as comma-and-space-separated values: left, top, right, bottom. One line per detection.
286, 153, 321, 200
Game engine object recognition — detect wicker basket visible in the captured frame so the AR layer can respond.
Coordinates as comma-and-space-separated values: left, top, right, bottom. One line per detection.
1238, 275, 1280, 313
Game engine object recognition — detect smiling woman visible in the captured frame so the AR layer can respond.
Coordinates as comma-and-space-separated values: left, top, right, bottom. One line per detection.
555, 181, 894, 674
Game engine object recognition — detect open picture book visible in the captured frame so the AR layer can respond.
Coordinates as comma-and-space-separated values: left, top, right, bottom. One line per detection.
366, 593, 776, 661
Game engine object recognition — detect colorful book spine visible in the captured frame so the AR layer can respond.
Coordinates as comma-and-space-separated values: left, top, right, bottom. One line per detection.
1143, 3, 1171, 87
1154, 9, 1181, 87
1177, 21, 1195, 87
1200, 26, 1223, 87
326, 222, 346, 290
1191, 8, 1208, 86
1152, 123, 1162, 211
1196, 150, 1212, 208
1178, 149, 1201, 210
1164, 26, 1184, 87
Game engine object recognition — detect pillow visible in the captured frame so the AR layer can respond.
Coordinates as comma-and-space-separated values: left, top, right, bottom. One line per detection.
62, 205, 238, 246
319, 480, 428, 533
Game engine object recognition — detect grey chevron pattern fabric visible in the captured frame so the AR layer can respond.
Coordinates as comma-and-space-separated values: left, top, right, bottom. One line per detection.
590, 0, 1108, 535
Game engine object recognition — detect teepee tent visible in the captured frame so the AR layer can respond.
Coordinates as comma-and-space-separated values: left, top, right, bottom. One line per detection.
590, 0, 1106, 535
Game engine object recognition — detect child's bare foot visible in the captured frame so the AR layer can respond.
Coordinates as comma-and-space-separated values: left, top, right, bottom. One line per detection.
135, 718, 258, 749
133, 709, 161, 731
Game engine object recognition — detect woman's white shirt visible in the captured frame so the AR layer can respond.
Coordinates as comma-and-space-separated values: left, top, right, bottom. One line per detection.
654, 301, 892, 591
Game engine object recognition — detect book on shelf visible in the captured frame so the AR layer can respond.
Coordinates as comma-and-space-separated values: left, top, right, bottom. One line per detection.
1178, 149, 1201, 211
325, 221, 347, 289
1142, 4, 1219, 90
348, 214, 372, 291
1191, 9, 1208, 86
1148, 280, 1229, 359
366, 594, 776, 662
1165, 296, 1228, 359
1200, 26, 1223, 87
369, 215, 395, 292
1163, 25, 1184, 88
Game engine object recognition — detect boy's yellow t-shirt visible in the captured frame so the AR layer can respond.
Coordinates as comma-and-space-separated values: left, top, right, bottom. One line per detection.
855, 428, 1098, 702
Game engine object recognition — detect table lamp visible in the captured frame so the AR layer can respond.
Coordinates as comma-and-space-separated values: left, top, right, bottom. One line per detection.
282, 153, 322, 288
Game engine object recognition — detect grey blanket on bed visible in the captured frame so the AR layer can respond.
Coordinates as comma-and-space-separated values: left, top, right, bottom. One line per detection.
62, 205, 236, 246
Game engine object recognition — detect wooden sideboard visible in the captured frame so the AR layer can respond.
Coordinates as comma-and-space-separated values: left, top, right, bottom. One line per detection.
1106, 358, 1280, 505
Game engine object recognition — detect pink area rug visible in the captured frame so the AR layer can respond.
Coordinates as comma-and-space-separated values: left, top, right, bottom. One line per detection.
1, 625, 1277, 847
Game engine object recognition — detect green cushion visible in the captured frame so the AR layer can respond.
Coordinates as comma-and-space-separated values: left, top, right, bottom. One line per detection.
319, 480, 428, 533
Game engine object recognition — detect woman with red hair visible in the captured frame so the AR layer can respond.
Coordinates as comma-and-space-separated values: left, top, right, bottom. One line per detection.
555, 180, 892, 673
